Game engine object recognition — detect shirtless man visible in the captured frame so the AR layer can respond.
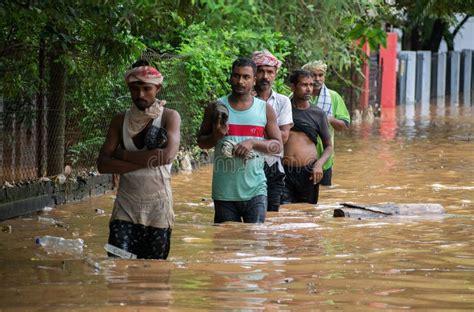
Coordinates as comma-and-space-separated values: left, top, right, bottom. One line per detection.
302, 60, 350, 186
281, 69, 333, 204
97, 60, 181, 259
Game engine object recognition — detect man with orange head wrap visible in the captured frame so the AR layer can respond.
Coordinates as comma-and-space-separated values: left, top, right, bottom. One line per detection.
252, 49, 293, 212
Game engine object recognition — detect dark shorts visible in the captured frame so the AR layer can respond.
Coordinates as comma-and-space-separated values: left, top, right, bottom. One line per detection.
281, 162, 320, 204
320, 167, 332, 186
108, 219, 172, 259
264, 162, 285, 212
214, 194, 267, 223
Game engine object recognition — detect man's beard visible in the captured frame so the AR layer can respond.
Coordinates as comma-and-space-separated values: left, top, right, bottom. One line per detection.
133, 99, 153, 110
232, 85, 248, 95
256, 80, 271, 89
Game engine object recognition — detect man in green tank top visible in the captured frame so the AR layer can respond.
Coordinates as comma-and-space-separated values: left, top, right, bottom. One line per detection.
197, 57, 282, 224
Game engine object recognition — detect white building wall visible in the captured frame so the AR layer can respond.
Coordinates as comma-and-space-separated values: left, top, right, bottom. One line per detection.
439, 16, 474, 52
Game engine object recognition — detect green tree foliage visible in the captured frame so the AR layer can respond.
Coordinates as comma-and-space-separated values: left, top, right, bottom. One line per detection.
1, 0, 388, 173
389, 0, 474, 51
189, 0, 387, 70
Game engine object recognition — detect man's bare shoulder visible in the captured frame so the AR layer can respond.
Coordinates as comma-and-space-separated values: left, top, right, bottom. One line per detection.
163, 107, 180, 119
110, 112, 126, 127
162, 107, 181, 127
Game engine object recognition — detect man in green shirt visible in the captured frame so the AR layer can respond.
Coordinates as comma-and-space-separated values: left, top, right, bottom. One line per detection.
302, 60, 350, 186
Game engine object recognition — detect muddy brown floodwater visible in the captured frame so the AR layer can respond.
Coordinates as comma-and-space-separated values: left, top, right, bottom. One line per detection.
1, 100, 474, 311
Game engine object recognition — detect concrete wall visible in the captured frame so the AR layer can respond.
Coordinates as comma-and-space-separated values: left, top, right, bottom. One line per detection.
0, 174, 114, 220
398, 51, 474, 104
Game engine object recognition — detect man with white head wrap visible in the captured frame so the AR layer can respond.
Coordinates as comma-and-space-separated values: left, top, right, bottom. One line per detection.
252, 49, 293, 212
302, 60, 350, 186
97, 59, 181, 259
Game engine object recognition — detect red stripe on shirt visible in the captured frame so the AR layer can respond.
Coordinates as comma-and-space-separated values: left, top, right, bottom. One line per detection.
227, 124, 265, 137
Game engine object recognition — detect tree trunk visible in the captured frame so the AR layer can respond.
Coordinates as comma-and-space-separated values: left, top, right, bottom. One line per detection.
46, 49, 66, 176
426, 19, 447, 52
409, 24, 422, 51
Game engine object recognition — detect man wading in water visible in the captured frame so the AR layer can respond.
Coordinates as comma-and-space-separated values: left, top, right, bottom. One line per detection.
252, 49, 293, 212
198, 57, 282, 223
281, 69, 333, 204
97, 60, 181, 259
302, 60, 350, 186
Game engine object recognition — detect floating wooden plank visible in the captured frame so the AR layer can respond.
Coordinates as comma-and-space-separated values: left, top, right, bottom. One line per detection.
334, 203, 445, 219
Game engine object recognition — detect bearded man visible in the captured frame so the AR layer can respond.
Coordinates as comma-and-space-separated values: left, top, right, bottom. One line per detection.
252, 49, 293, 212
97, 59, 181, 259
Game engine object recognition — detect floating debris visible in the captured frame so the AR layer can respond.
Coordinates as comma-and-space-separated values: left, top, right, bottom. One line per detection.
334, 202, 445, 219
37, 216, 68, 228
3, 181, 14, 188
84, 257, 101, 271
104, 243, 137, 259
1, 225, 12, 233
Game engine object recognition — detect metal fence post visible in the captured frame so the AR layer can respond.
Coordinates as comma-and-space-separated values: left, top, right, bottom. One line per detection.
472, 50, 474, 105
416, 51, 431, 104
436, 52, 447, 97
398, 51, 416, 105
405, 51, 417, 105
461, 50, 472, 105
397, 53, 408, 105
448, 51, 461, 104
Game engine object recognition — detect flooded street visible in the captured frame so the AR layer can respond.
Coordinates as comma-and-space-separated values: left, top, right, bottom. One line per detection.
1, 100, 474, 310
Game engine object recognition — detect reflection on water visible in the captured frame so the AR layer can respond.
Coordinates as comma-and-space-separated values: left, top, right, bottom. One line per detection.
436, 96, 446, 117
1, 99, 473, 310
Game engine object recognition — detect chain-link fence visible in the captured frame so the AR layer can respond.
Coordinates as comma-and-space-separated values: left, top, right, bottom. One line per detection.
1, 50, 369, 185
1, 98, 39, 183
1, 53, 201, 185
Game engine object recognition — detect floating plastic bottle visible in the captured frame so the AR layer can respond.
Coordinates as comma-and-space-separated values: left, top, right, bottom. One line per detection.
35, 235, 84, 254
104, 243, 137, 259
84, 257, 101, 271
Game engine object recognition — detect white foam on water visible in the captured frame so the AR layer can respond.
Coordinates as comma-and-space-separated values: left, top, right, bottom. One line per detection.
185, 202, 200, 206
315, 203, 342, 209
431, 183, 474, 191
368, 185, 384, 189
348, 222, 391, 228
235, 252, 254, 257
386, 186, 404, 190
225, 256, 300, 264
182, 237, 211, 243
267, 223, 320, 231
